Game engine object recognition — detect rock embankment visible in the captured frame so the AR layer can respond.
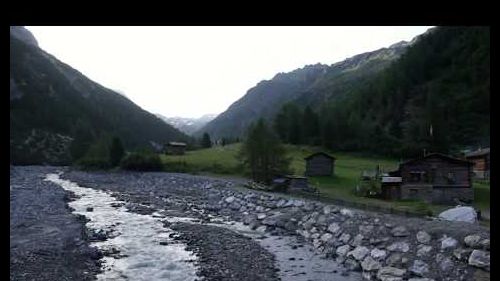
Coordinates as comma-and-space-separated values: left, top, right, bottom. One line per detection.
62, 169, 490, 281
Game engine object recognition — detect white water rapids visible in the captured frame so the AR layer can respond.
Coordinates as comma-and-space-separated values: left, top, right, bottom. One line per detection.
45, 173, 198, 281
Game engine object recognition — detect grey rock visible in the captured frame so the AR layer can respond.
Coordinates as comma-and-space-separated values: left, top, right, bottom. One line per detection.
339, 233, 351, 244
409, 260, 429, 276
370, 248, 387, 260
464, 235, 481, 248
438, 206, 477, 223
344, 258, 361, 271
387, 242, 410, 253
361, 256, 381, 272
408, 279, 435, 281
257, 213, 267, 220
327, 223, 341, 235
359, 224, 374, 235
351, 234, 365, 246
480, 239, 490, 250
347, 246, 370, 261
453, 248, 472, 261
376, 267, 406, 281
439, 256, 454, 271
386, 253, 403, 266
340, 208, 354, 217
224, 196, 235, 203
441, 236, 458, 250
468, 250, 490, 270
336, 244, 351, 256
323, 205, 333, 214
320, 232, 333, 243
416, 231, 431, 244
416, 245, 433, 257
391, 226, 410, 237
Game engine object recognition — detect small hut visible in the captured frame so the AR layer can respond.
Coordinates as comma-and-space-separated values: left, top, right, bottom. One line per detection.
164, 142, 187, 155
304, 152, 336, 176
464, 148, 490, 180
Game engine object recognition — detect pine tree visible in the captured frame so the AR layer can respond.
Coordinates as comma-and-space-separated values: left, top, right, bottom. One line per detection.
201, 133, 212, 148
239, 118, 291, 184
109, 136, 125, 167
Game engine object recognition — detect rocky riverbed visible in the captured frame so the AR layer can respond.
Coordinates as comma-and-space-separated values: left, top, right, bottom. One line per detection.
11, 166, 490, 281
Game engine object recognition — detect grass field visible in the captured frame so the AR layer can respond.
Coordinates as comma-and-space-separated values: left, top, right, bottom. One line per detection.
160, 143, 489, 219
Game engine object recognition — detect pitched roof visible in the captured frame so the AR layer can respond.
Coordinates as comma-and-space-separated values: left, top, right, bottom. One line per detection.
465, 148, 490, 158
304, 152, 336, 160
167, 141, 187, 147
400, 153, 472, 166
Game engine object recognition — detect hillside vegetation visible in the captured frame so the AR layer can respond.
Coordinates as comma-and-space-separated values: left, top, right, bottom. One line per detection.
10, 29, 190, 165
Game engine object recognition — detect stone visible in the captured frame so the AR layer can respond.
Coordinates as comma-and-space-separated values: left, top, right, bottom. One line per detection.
347, 246, 370, 261
361, 256, 381, 271
391, 226, 410, 237
376, 267, 406, 281
224, 196, 235, 203
336, 244, 351, 256
344, 258, 361, 271
340, 208, 354, 217
439, 256, 454, 271
438, 206, 477, 223
453, 248, 472, 261
256, 225, 267, 232
339, 233, 351, 244
362, 271, 375, 280
323, 205, 333, 214
276, 199, 287, 208
409, 260, 429, 276
229, 202, 241, 210
441, 236, 458, 250
243, 214, 257, 225
257, 213, 267, 220
386, 253, 403, 266
370, 248, 387, 260
320, 233, 333, 243
387, 242, 410, 253
311, 233, 320, 239
86, 207, 93, 212
416, 231, 431, 244
464, 235, 481, 248
359, 225, 375, 235
468, 250, 490, 270
408, 279, 435, 281
351, 234, 365, 246
480, 239, 490, 250
327, 223, 341, 235
416, 245, 433, 257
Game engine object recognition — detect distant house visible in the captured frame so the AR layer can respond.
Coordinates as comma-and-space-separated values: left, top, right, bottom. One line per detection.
164, 142, 187, 155
387, 153, 474, 205
304, 152, 336, 176
464, 148, 490, 180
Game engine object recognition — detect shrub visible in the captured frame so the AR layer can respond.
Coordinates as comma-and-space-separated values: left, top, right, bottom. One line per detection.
76, 157, 112, 170
120, 152, 163, 171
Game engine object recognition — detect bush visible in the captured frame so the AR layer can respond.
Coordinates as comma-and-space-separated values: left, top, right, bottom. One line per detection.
120, 152, 163, 171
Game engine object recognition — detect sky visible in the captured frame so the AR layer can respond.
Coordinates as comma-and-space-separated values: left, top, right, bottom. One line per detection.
26, 26, 432, 118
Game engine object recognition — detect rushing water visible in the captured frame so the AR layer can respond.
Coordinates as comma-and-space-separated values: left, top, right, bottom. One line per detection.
45, 173, 199, 281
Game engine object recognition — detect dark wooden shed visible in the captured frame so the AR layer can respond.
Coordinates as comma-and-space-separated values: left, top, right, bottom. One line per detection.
399, 153, 473, 204
464, 148, 490, 180
164, 141, 187, 155
304, 152, 335, 176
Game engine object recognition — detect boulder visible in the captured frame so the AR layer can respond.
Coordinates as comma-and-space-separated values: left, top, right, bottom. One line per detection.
468, 250, 490, 270
339, 233, 351, 244
347, 246, 370, 261
391, 226, 410, 237
320, 233, 333, 243
416, 245, 433, 257
387, 241, 410, 253
409, 260, 429, 276
327, 223, 341, 235
351, 234, 365, 246
224, 196, 235, 203
370, 248, 387, 260
344, 258, 361, 271
376, 267, 406, 281
416, 231, 431, 244
361, 256, 381, 272
441, 236, 458, 250
336, 244, 351, 256
464, 235, 481, 248
340, 208, 354, 217
453, 248, 472, 261
438, 206, 477, 223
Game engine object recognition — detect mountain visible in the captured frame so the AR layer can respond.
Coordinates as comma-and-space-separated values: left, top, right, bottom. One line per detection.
10, 27, 190, 165
197, 39, 412, 139
156, 114, 217, 135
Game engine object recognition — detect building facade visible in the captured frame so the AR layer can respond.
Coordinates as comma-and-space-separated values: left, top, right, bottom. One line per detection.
304, 152, 335, 176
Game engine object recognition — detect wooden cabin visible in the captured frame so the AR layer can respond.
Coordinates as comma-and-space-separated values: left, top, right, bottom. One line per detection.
398, 153, 474, 205
304, 152, 335, 176
464, 148, 490, 180
164, 142, 187, 155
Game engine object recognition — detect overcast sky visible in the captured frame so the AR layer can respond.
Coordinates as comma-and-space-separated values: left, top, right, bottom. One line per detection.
26, 26, 432, 118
